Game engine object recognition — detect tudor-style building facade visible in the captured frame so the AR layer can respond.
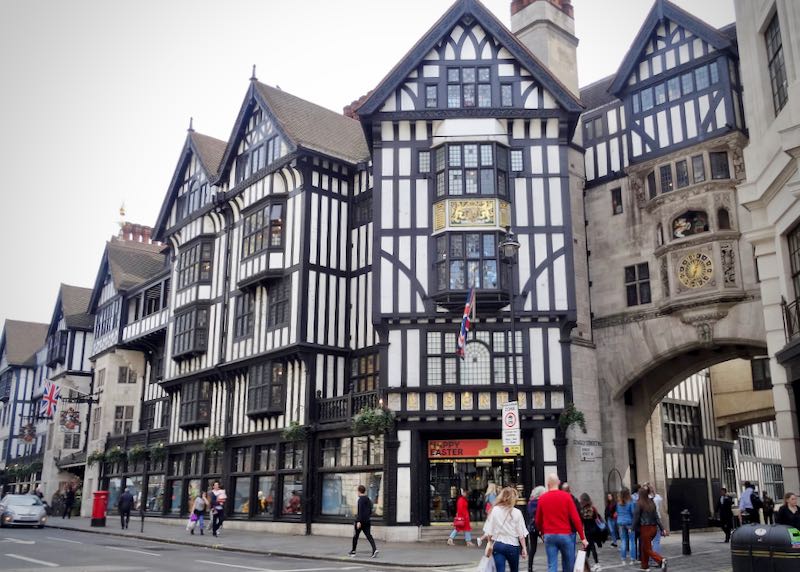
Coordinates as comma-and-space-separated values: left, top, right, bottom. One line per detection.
354, 0, 591, 528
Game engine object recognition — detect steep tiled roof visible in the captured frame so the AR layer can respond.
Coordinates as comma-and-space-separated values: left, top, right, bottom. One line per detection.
255, 82, 370, 164
580, 75, 617, 112
106, 239, 167, 292
60, 284, 94, 330
190, 132, 227, 178
1, 320, 48, 367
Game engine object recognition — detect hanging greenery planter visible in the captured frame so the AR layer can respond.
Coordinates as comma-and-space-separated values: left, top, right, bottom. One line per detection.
203, 435, 224, 453
127, 445, 148, 463
149, 442, 167, 462
281, 421, 307, 443
558, 402, 587, 434
106, 446, 126, 465
352, 406, 395, 436
86, 450, 106, 467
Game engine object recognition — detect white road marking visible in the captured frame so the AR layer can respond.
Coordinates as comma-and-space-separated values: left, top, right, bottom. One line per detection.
47, 536, 82, 544
107, 545, 159, 557
5, 553, 59, 567
194, 561, 264, 571
3, 537, 35, 544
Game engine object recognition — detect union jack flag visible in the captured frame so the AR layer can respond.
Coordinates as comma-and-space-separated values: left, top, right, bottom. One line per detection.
41, 381, 60, 418
456, 288, 476, 359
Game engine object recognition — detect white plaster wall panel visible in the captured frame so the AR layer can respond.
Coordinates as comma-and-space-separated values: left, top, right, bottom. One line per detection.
679, 43, 689, 65
380, 259, 393, 314
548, 328, 563, 385
554, 255, 567, 310
685, 99, 698, 138
715, 96, 727, 130
318, 273, 328, 344
381, 181, 394, 229
585, 147, 596, 180
532, 179, 546, 226
596, 142, 608, 178
397, 273, 411, 314
388, 330, 402, 387
416, 236, 428, 306
515, 179, 529, 227
632, 130, 643, 158
327, 275, 336, 345
396, 467, 411, 523
537, 270, 550, 311
319, 195, 329, 266
671, 106, 684, 144
309, 193, 319, 264
330, 200, 339, 270
400, 87, 414, 111
657, 110, 669, 148
415, 180, 428, 227
549, 178, 563, 226
398, 180, 411, 229
610, 138, 621, 172
644, 115, 655, 140
518, 233, 532, 311
406, 330, 420, 387
307, 270, 317, 343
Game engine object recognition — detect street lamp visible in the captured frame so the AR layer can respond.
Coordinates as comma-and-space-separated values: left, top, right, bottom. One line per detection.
499, 226, 520, 398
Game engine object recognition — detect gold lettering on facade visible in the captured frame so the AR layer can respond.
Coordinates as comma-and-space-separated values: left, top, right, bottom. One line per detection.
499, 201, 511, 228
433, 202, 446, 232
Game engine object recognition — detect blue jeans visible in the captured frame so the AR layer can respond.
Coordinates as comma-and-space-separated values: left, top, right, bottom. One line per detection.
650, 528, 661, 564
607, 517, 618, 542
618, 524, 636, 560
492, 540, 521, 572
544, 534, 576, 572
449, 529, 472, 542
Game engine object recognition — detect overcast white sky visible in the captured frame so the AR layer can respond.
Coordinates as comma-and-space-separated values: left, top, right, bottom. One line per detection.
0, 0, 735, 328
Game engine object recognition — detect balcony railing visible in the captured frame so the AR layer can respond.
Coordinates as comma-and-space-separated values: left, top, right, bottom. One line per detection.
783, 296, 800, 342
318, 391, 378, 424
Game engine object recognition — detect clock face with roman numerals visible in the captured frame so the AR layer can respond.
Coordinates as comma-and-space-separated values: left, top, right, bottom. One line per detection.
678, 252, 713, 288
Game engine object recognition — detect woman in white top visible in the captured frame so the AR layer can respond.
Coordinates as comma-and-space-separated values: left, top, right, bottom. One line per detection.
483, 486, 529, 572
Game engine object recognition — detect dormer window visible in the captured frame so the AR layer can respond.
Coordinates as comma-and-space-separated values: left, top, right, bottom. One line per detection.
235, 106, 283, 184
176, 155, 211, 221
46, 330, 68, 367
434, 143, 508, 198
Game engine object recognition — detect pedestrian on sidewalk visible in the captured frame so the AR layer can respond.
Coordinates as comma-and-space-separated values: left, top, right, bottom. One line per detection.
579, 493, 603, 572
776, 492, 800, 528
739, 481, 756, 525
616, 487, 636, 565
118, 487, 134, 530
210, 481, 227, 537
485, 482, 498, 516
349, 484, 379, 558
648, 483, 665, 562
448, 488, 474, 546
525, 485, 545, 572
191, 492, 208, 535
716, 488, 734, 543
483, 486, 528, 572
62, 485, 75, 519
633, 484, 668, 571
762, 493, 775, 524
535, 474, 587, 572
605, 492, 618, 547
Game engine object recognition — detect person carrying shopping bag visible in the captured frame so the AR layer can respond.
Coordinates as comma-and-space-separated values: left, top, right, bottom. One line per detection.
483, 486, 528, 572
191, 492, 208, 535
448, 488, 474, 546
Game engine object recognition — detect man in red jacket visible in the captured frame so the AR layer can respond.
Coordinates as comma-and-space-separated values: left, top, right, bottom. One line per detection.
535, 474, 588, 572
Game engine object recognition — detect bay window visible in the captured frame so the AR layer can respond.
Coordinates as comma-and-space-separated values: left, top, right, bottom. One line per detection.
434, 143, 508, 198
247, 361, 286, 416
436, 232, 501, 291
172, 305, 209, 359
179, 380, 210, 428
241, 202, 285, 259
177, 240, 213, 290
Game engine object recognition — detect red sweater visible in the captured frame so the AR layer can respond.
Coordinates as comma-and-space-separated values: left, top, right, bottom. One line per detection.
535, 489, 586, 540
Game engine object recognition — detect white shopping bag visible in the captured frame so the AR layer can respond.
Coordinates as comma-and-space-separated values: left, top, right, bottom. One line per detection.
186, 519, 196, 532
476, 555, 497, 572
573, 549, 587, 572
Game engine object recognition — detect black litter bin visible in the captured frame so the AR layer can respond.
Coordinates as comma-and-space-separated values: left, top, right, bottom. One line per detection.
731, 524, 800, 572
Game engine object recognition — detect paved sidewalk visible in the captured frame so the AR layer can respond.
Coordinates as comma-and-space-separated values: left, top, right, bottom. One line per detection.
46, 517, 734, 570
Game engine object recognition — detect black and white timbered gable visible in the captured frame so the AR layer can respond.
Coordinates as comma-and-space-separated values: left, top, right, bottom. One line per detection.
356, 0, 583, 403
582, 0, 742, 184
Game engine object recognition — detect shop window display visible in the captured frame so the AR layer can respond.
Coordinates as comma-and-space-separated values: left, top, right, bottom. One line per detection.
256, 476, 275, 516
146, 475, 165, 512
321, 472, 383, 517
281, 479, 303, 515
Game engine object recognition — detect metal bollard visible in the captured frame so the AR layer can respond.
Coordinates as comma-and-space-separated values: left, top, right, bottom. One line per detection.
681, 509, 691, 556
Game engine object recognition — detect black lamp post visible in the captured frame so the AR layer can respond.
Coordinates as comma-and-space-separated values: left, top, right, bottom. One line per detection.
499, 226, 520, 399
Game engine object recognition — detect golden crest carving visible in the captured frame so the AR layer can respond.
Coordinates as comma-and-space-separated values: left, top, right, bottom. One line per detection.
449, 199, 496, 226
461, 392, 473, 410
517, 392, 527, 409
433, 202, 446, 232
407, 393, 419, 411
499, 201, 511, 228
478, 393, 491, 409
497, 391, 508, 407
443, 392, 456, 410
551, 392, 564, 409
532, 392, 546, 409
388, 393, 402, 412
426, 393, 438, 410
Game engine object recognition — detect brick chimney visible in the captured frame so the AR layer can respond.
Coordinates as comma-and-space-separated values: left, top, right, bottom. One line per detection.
510, 0, 579, 97
118, 222, 159, 245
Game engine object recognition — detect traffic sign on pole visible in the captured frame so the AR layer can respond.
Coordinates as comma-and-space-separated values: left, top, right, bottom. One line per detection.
502, 402, 520, 448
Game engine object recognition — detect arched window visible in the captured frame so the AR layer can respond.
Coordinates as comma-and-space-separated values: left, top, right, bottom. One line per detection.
672, 210, 709, 239
718, 208, 731, 230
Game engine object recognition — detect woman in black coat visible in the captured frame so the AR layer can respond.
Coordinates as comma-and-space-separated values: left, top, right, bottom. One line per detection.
776, 492, 800, 528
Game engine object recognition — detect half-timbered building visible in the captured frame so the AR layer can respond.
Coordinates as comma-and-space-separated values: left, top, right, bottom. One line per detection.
82, 224, 168, 514
38, 284, 94, 502
0, 320, 48, 493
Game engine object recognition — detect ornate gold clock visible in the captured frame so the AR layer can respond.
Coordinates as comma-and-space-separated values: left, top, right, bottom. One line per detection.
678, 252, 714, 288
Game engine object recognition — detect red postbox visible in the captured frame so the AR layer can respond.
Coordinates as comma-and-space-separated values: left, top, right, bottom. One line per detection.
91, 490, 108, 527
